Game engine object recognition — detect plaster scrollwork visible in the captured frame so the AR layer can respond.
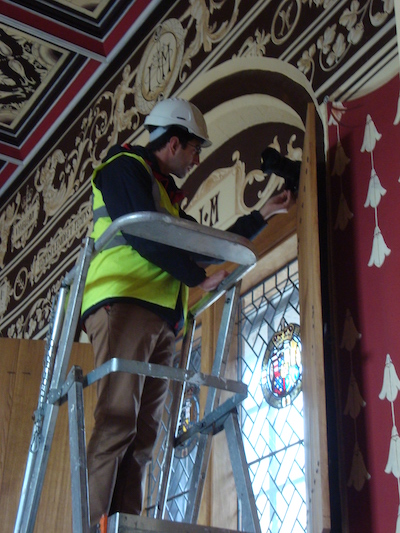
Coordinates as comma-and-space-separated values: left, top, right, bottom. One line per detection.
234, 28, 271, 58
0, 192, 20, 269
179, 0, 241, 82
29, 200, 92, 285
7, 314, 25, 339
68, 107, 100, 177
229, 0, 393, 87
0, 37, 34, 86
184, 150, 245, 211
298, 0, 393, 84
0, 277, 12, 319
69, 134, 92, 184
135, 19, 185, 114
34, 149, 77, 224
11, 187, 40, 251
237, 165, 284, 215
31, 112, 94, 229
92, 1, 243, 156
96, 64, 140, 159
0, 26, 60, 124
24, 280, 62, 339
91, 18, 185, 163
270, 0, 301, 45
285, 133, 303, 161
6, 279, 61, 339
13, 266, 28, 301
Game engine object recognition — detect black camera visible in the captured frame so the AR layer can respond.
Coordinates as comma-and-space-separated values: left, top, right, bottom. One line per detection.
260, 147, 301, 194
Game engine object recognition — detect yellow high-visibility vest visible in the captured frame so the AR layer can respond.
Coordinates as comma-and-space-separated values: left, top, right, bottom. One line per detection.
81, 151, 189, 318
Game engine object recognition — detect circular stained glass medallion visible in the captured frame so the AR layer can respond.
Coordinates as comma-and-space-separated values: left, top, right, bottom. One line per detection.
261, 323, 302, 408
175, 384, 200, 459
172, 354, 200, 458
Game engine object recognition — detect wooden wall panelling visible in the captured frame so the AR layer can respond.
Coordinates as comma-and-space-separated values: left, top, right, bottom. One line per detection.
0, 338, 19, 490
0, 339, 45, 532
297, 104, 330, 532
211, 314, 240, 531
199, 296, 238, 530
198, 302, 217, 527
34, 342, 96, 533
0, 339, 95, 533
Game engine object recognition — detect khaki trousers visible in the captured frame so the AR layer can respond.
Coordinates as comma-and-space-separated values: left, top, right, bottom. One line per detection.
84, 303, 175, 526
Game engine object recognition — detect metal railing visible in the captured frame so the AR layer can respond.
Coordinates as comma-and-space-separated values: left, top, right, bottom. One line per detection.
14, 212, 260, 533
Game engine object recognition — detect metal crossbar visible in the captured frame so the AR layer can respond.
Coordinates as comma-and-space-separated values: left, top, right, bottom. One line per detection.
14, 212, 260, 533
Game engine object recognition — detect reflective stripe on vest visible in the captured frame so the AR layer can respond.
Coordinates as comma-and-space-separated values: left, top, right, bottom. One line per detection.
91, 152, 174, 250
81, 151, 189, 319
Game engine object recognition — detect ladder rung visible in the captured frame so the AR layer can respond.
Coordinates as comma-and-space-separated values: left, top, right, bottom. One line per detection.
174, 393, 245, 447
107, 513, 253, 533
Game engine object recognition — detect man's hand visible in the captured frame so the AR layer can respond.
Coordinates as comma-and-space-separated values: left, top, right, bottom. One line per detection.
261, 147, 301, 193
259, 190, 295, 221
199, 269, 229, 291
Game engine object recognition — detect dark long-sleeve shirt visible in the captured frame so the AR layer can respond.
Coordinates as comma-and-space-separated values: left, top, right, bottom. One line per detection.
90, 144, 267, 331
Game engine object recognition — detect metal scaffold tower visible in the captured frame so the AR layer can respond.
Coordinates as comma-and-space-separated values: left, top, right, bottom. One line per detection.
14, 212, 262, 533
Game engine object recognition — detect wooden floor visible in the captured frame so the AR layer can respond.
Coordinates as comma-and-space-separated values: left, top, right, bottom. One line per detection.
0, 338, 96, 533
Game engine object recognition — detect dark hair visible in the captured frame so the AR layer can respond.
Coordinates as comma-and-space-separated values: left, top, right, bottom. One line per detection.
147, 125, 198, 152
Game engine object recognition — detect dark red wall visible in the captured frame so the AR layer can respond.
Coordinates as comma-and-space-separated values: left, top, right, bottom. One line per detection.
328, 74, 400, 532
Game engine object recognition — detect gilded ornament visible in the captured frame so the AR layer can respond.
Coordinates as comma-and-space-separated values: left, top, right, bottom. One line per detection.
135, 19, 185, 114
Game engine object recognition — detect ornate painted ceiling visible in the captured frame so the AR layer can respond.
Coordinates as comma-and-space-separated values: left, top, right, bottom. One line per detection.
0, 0, 398, 198
0, 0, 156, 192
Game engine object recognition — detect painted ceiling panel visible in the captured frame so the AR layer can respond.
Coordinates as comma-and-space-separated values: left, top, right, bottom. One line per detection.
0, 0, 398, 195
0, 22, 78, 137
3, 0, 128, 36
0, 0, 155, 181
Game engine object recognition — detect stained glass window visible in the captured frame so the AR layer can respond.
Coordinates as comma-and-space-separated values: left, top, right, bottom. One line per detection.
261, 323, 302, 409
237, 260, 306, 532
147, 260, 306, 532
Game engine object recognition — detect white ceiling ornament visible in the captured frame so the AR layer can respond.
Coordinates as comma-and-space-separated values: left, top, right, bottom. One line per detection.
364, 168, 386, 209
379, 354, 400, 403
361, 114, 382, 153
368, 225, 391, 267
361, 114, 391, 268
380, 354, 400, 527
385, 425, 400, 478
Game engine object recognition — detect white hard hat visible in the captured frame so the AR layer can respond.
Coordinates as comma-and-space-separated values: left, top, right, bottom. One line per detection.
144, 98, 211, 147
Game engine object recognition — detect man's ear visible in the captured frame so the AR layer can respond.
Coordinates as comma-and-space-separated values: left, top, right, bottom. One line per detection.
169, 136, 180, 154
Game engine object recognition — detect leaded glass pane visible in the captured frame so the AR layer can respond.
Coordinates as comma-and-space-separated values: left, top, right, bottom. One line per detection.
145, 335, 201, 521
147, 260, 305, 532
238, 260, 306, 533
